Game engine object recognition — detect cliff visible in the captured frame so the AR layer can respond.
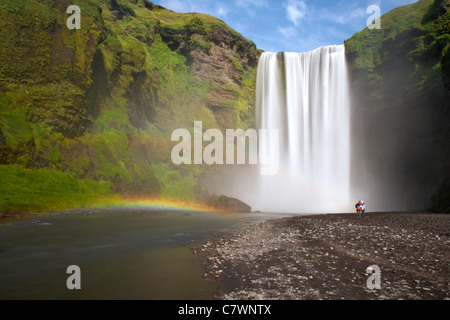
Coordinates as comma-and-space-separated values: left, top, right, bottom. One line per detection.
2, 0, 448, 213
0, 0, 259, 212
346, 0, 450, 212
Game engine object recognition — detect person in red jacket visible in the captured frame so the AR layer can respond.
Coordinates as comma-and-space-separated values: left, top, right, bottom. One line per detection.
355, 200, 365, 218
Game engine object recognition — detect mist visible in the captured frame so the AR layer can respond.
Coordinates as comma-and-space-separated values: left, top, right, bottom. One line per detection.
205, 38, 450, 214
349, 44, 449, 213
207, 47, 354, 214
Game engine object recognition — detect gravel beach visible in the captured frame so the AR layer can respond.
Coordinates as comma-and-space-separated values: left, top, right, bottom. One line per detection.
200, 212, 450, 300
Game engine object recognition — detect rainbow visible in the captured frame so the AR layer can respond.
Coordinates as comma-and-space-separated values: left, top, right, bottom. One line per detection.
92, 197, 221, 213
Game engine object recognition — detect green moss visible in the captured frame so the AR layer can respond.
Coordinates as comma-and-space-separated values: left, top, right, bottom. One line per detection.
17, 154, 31, 167
105, 34, 123, 52
152, 9, 227, 31
346, 0, 449, 92
0, 164, 112, 212
231, 57, 245, 74
64, 155, 91, 178
346, 0, 450, 212
113, 0, 136, 18
0, 0, 104, 89
95, 106, 131, 131
0, 91, 33, 152
187, 37, 212, 52
152, 163, 199, 201
0, 0, 257, 212
147, 35, 214, 130
346, 0, 434, 70
0, 0, 55, 80
80, 131, 131, 182
48, 146, 61, 164
235, 67, 257, 128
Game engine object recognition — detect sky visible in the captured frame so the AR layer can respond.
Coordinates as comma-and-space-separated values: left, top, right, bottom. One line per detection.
151, 0, 418, 53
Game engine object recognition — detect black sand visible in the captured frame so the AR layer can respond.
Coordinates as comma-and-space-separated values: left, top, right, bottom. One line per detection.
199, 212, 450, 300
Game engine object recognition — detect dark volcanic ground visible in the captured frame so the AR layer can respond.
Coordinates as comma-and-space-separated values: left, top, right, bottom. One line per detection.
198, 212, 450, 300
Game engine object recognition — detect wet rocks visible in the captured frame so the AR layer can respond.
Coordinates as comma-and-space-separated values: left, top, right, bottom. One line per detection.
208, 195, 252, 213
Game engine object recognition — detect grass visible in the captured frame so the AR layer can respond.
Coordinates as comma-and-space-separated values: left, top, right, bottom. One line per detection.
0, 92, 34, 152
345, 0, 434, 70
0, 0, 259, 213
345, 0, 449, 93
152, 163, 200, 201
147, 35, 216, 131
345, 0, 450, 213
0, 164, 113, 212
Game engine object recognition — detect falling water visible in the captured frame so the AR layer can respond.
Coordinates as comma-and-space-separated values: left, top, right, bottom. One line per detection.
255, 45, 351, 213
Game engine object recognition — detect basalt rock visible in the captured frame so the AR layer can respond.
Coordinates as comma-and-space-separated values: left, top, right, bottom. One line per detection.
209, 195, 252, 213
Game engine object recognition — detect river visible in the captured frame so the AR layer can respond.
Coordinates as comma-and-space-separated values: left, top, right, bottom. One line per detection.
0, 209, 294, 300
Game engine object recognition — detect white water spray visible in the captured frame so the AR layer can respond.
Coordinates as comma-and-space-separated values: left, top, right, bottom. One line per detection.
255, 45, 351, 213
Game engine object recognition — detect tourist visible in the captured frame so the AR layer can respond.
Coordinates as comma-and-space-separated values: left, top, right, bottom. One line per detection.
355, 200, 365, 218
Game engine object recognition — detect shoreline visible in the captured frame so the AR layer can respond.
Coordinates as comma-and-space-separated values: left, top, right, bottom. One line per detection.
1, 209, 448, 299
199, 212, 450, 300
0, 208, 437, 223
0, 197, 247, 225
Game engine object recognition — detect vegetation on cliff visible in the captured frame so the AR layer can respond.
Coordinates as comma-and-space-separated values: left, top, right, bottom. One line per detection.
1, 0, 447, 214
346, 0, 450, 212
0, 0, 259, 212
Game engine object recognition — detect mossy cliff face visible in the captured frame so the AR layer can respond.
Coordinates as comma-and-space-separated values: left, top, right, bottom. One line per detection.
346, 0, 450, 212
0, 0, 260, 212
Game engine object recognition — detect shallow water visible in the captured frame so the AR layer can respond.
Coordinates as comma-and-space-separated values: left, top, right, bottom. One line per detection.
0, 209, 295, 300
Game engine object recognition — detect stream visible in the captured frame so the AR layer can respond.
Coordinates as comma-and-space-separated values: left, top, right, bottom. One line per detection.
0, 208, 294, 300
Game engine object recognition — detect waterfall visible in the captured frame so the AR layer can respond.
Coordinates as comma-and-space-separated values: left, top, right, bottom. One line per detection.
255, 45, 351, 213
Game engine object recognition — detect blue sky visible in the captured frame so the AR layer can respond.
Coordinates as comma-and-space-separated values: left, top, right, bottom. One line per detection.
151, 0, 418, 52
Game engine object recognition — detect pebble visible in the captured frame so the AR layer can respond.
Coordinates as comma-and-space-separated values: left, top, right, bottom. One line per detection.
201, 213, 449, 300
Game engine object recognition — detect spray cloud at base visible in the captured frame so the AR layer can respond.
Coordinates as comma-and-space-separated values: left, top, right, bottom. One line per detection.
207, 45, 361, 213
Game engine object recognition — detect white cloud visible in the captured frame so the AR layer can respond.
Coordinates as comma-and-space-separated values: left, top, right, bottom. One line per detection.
284, 0, 307, 26
235, 0, 269, 8
278, 26, 297, 39
234, 0, 269, 17
216, 7, 228, 18
333, 7, 366, 24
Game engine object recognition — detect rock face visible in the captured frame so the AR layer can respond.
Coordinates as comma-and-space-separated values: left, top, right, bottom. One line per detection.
209, 195, 252, 213
159, 16, 260, 129
0, 0, 260, 211
345, 0, 450, 212
3, 0, 447, 213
